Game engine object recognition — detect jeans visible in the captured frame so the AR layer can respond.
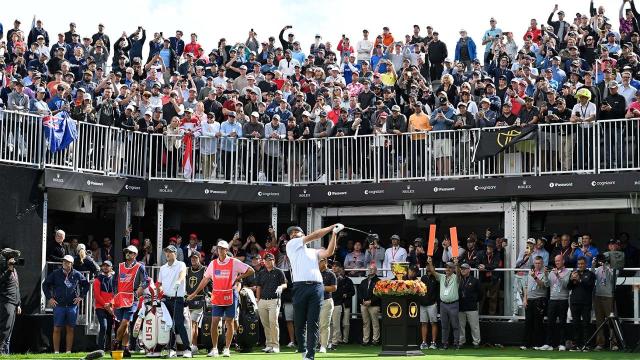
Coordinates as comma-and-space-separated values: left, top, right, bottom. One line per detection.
164, 297, 190, 350
292, 282, 323, 360
95, 308, 114, 351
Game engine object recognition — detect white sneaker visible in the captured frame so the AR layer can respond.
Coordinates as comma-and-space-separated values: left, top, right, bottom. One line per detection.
169, 349, 177, 358
272, 348, 280, 353
429, 343, 437, 350
287, 342, 296, 348
594, 345, 603, 351
540, 345, 553, 351
520, 346, 527, 350
262, 346, 273, 352
190, 345, 199, 353
319, 346, 327, 353
208, 348, 219, 357
183, 350, 193, 358
533, 346, 540, 350
222, 348, 231, 357
139, 349, 147, 354
611, 345, 619, 351
420, 342, 429, 350
558, 345, 566, 351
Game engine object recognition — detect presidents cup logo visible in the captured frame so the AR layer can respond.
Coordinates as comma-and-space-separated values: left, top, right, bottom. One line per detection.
433, 186, 455, 193
549, 182, 573, 188
364, 189, 384, 195
86, 180, 104, 187
386, 302, 402, 319
497, 129, 522, 147
327, 191, 347, 196
409, 302, 418, 318
402, 185, 415, 194
474, 185, 497, 191
52, 173, 64, 183
518, 180, 532, 190
258, 191, 280, 197
159, 184, 173, 193
591, 180, 615, 187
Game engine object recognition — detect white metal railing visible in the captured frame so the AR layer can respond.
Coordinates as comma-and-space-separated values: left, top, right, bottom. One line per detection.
430, 129, 481, 180
0, 111, 43, 167
598, 119, 640, 173
538, 122, 597, 175
327, 134, 377, 184
2, 110, 640, 185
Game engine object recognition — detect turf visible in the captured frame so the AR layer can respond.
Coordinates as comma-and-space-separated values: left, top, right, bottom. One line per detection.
0, 345, 635, 359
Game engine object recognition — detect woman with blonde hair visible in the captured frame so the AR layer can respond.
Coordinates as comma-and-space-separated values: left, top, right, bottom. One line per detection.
436, 74, 458, 104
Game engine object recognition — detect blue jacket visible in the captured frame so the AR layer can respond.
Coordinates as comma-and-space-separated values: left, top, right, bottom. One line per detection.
454, 37, 477, 62
42, 268, 90, 307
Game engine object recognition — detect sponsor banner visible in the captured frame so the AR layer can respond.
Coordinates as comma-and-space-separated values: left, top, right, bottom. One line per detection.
148, 181, 290, 203
120, 178, 148, 197
44, 169, 126, 194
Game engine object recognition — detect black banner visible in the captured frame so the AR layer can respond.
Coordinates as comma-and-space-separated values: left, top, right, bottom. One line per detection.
148, 181, 290, 203
44, 169, 127, 194
290, 172, 640, 204
473, 125, 538, 161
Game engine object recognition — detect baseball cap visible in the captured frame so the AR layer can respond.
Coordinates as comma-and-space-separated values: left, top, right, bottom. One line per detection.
264, 253, 275, 260
391, 105, 401, 112
102, 260, 113, 267
287, 226, 303, 235
460, 263, 471, 269
217, 240, 230, 249
390, 234, 400, 240
608, 80, 619, 88
251, 111, 259, 118
526, 238, 536, 244
62, 255, 75, 263
164, 245, 178, 253
125, 245, 138, 254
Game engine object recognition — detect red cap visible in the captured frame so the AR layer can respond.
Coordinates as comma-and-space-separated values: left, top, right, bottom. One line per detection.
189, 233, 198, 239
130, 238, 140, 246
169, 237, 177, 243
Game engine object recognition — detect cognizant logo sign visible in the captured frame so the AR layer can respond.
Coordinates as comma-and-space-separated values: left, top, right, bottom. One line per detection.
474, 185, 497, 191
591, 180, 615, 187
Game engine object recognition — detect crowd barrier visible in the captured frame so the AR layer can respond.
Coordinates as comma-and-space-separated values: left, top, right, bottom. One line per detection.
2, 110, 639, 184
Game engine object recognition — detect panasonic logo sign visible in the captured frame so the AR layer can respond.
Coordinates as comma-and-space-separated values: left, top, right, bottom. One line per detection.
86, 180, 104, 187
591, 180, 615, 187
548, 182, 573, 188
433, 187, 455, 193
204, 189, 228, 195
327, 191, 348, 196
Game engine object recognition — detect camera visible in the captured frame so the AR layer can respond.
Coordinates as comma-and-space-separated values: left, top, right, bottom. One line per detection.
0, 248, 23, 271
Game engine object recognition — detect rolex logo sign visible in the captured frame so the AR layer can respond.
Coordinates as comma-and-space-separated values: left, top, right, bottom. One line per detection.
409, 302, 418, 318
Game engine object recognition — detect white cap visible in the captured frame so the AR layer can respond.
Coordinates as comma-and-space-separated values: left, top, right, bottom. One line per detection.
251, 111, 259, 118
125, 245, 138, 254
125, 105, 135, 112
83, 93, 92, 101
145, 110, 153, 116
62, 255, 75, 263
77, 243, 86, 251
526, 238, 536, 244
217, 240, 230, 249
302, 110, 311, 117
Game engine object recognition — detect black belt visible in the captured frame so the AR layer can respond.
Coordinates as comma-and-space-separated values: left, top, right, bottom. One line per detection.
261, 297, 279, 300
293, 281, 321, 285
441, 300, 458, 305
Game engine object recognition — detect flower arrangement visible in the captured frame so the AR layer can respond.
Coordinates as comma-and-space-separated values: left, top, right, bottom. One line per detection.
373, 279, 427, 296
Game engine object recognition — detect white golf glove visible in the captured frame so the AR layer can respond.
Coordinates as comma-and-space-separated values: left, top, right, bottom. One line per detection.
333, 223, 345, 234
275, 285, 283, 296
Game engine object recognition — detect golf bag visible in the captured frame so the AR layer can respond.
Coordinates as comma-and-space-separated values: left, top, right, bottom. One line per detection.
236, 287, 259, 353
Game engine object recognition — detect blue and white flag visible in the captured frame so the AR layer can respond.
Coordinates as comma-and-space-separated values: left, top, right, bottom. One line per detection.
43, 112, 77, 152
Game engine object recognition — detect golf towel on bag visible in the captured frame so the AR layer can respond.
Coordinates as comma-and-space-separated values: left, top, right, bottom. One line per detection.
236, 288, 259, 352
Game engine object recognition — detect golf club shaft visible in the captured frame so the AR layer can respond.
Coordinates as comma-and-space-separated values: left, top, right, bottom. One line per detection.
342, 226, 371, 236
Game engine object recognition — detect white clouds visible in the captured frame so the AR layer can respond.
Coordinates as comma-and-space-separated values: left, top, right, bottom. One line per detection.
7, 0, 620, 59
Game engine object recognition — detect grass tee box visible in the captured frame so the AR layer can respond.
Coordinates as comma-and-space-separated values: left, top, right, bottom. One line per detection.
1, 345, 637, 359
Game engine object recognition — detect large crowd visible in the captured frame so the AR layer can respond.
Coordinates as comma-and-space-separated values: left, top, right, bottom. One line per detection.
2, 1, 640, 181
38, 224, 640, 357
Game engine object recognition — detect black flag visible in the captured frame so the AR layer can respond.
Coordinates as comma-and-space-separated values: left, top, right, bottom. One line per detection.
473, 124, 538, 162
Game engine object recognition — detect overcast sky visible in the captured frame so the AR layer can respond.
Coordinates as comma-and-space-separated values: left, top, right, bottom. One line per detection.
4, 0, 624, 57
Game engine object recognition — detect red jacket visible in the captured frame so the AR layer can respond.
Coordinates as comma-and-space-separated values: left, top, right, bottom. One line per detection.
93, 273, 114, 309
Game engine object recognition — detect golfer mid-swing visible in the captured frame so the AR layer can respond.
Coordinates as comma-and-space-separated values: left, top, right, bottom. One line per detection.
286, 223, 343, 360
